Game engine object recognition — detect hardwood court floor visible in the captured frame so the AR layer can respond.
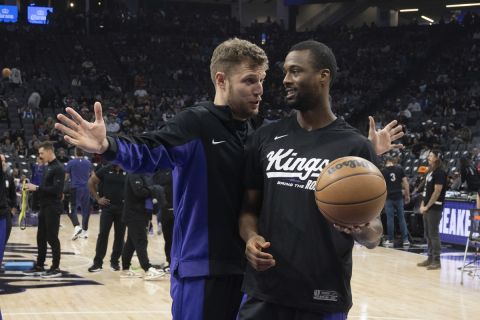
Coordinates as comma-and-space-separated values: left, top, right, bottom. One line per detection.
1, 214, 479, 320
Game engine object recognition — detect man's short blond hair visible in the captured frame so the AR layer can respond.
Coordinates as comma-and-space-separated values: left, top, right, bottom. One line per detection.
210, 38, 269, 85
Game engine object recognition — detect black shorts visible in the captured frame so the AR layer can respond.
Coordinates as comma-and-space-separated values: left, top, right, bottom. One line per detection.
237, 296, 347, 320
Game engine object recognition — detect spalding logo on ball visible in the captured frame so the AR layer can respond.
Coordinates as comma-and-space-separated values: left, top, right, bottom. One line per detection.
315, 156, 387, 226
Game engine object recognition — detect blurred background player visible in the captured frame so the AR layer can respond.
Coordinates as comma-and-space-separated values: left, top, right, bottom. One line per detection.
65, 147, 92, 240
87, 164, 127, 272
381, 155, 411, 248
120, 173, 164, 280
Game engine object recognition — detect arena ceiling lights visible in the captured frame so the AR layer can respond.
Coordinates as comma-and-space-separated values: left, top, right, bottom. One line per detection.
446, 3, 480, 7
399, 8, 419, 12
421, 15, 434, 23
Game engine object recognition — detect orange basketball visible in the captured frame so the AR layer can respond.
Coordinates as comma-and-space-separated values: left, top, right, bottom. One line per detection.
2, 68, 11, 78
315, 156, 386, 226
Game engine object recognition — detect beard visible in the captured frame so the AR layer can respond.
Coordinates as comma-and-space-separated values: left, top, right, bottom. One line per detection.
285, 92, 314, 112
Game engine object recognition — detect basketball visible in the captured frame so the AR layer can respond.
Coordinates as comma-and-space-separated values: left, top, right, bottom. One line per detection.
2, 68, 11, 78
315, 156, 387, 226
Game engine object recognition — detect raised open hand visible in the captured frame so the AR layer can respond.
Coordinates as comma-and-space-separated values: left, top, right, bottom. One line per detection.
55, 102, 109, 154
368, 116, 404, 155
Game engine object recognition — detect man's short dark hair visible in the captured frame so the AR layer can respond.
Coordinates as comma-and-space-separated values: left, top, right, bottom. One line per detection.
38, 141, 54, 152
75, 147, 84, 157
289, 40, 338, 86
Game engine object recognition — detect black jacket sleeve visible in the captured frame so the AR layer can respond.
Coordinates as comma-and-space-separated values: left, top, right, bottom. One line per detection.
149, 184, 167, 209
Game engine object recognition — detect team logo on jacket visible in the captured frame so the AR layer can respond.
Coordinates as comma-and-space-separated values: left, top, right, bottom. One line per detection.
266, 149, 330, 190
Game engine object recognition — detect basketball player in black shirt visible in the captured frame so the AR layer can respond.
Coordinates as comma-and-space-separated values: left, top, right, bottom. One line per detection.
238, 41, 399, 319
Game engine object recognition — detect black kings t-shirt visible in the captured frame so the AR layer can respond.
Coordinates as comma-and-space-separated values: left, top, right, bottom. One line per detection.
243, 116, 377, 314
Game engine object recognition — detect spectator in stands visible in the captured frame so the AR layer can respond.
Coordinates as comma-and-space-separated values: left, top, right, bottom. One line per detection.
21, 106, 34, 120
0, 99, 7, 122
27, 92, 41, 111
459, 155, 480, 192
0, 138, 15, 155
9, 67, 22, 87
449, 171, 462, 190
28, 135, 40, 154
56, 148, 70, 164
15, 137, 27, 157
105, 114, 121, 134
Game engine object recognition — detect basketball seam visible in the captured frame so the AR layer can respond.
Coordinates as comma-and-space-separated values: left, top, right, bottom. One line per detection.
316, 189, 387, 206
315, 172, 384, 192
316, 195, 385, 225
319, 205, 368, 225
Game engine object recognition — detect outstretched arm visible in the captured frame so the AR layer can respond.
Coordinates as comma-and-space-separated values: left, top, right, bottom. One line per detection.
56, 101, 198, 174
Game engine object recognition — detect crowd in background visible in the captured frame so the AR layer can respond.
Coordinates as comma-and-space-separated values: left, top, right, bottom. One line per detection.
1, 3, 480, 192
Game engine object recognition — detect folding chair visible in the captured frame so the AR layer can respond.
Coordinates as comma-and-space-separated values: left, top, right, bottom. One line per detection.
460, 208, 480, 285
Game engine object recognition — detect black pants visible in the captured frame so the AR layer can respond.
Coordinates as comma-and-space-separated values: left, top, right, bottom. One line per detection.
122, 219, 150, 271
37, 204, 62, 269
422, 204, 443, 261
93, 208, 126, 267
161, 208, 174, 265
31, 192, 40, 212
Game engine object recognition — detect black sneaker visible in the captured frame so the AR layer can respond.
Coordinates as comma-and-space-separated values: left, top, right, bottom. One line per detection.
41, 268, 62, 278
110, 262, 120, 271
23, 265, 45, 276
88, 264, 103, 273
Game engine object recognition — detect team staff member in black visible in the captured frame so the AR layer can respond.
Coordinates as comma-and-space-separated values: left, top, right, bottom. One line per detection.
417, 149, 447, 270
24, 141, 65, 278
381, 156, 411, 247
55, 38, 403, 320
120, 173, 165, 280
239, 41, 390, 319
87, 164, 127, 272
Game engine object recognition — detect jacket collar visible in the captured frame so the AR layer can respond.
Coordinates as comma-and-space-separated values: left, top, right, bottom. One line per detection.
197, 101, 235, 122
